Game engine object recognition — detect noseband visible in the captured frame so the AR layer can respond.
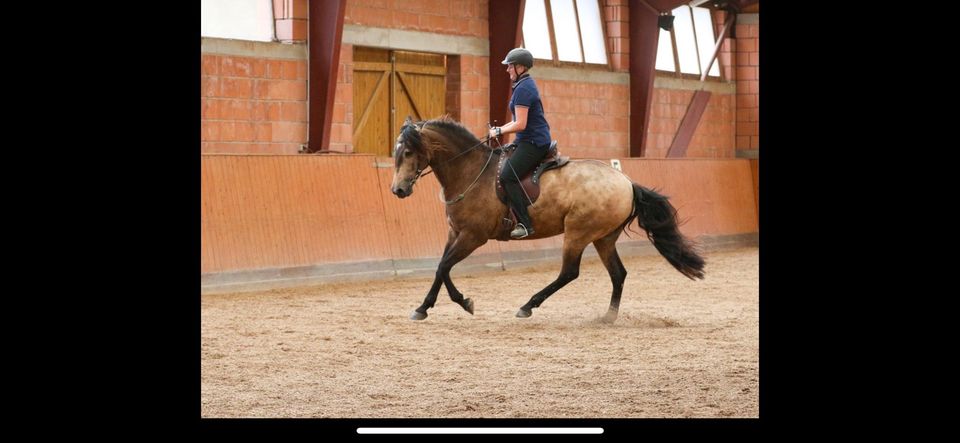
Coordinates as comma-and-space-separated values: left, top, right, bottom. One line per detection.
409, 162, 427, 187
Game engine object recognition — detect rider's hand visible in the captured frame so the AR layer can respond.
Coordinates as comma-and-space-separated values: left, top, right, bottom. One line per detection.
488, 127, 501, 139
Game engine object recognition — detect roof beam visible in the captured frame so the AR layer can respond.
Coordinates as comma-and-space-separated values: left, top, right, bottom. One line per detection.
666, 89, 711, 157
628, 0, 661, 157
488, 0, 525, 127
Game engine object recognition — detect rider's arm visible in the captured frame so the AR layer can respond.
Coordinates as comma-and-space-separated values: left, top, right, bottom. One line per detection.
489, 105, 528, 138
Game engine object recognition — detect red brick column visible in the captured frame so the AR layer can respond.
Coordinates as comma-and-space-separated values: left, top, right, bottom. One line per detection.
460, 55, 490, 135
603, 0, 630, 72
735, 17, 759, 154
329, 43, 354, 153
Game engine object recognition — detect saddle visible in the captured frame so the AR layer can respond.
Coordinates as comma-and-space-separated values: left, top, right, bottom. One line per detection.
494, 141, 570, 240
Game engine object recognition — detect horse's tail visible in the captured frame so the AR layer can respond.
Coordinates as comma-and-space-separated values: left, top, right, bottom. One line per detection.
625, 183, 706, 280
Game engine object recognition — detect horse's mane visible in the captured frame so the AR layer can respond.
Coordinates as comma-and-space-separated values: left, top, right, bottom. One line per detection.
424, 115, 484, 148
398, 115, 484, 164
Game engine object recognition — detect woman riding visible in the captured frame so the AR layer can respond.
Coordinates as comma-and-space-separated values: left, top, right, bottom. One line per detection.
488, 47, 552, 239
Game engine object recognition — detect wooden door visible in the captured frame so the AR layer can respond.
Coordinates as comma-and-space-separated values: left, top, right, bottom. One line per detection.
353, 48, 446, 156
391, 51, 446, 141
353, 47, 392, 156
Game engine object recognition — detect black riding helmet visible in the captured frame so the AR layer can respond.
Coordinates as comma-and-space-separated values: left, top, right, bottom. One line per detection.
501, 48, 534, 69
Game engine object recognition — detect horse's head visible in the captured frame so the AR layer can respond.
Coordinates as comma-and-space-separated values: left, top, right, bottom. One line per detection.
390, 116, 430, 199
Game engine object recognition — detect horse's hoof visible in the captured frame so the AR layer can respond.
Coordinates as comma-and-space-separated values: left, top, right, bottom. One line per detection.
462, 298, 474, 315
410, 310, 428, 321
600, 311, 618, 324
516, 308, 532, 318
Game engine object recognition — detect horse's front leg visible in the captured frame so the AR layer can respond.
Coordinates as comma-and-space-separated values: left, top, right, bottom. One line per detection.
409, 231, 454, 320
410, 229, 487, 320
440, 231, 489, 316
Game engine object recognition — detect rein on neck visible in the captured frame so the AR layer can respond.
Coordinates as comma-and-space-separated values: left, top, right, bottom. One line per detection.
411, 135, 492, 182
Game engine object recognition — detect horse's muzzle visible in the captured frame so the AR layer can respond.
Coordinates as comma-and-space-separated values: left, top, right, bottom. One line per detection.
392, 186, 410, 198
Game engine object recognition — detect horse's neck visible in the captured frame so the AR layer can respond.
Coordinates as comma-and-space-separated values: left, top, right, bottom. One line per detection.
431, 147, 494, 199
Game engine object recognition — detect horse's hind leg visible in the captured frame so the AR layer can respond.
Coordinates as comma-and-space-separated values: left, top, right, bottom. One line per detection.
411, 230, 486, 320
517, 236, 591, 318
593, 229, 628, 323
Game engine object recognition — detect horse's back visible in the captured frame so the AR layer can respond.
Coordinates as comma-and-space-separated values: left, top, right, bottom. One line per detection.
531, 160, 635, 236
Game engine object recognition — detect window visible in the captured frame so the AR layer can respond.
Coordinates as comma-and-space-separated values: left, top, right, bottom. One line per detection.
200, 0, 275, 42
521, 0, 609, 66
655, 28, 676, 72
673, 6, 700, 75
656, 4, 721, 78
692, 6, 720, 77
522, 0, 553, 60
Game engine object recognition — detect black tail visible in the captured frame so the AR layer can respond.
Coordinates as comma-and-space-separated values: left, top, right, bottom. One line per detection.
625, 184, 705, 280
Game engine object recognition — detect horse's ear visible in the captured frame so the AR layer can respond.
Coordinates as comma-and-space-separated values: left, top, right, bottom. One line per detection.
404, 115, 414, 126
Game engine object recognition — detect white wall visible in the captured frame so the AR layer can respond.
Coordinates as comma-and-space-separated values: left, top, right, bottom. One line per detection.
200, 0, 275, 42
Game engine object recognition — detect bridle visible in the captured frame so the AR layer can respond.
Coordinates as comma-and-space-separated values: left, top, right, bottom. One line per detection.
400, 124, 502, 204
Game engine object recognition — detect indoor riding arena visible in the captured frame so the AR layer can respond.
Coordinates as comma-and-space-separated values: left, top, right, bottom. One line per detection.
201, 0, 760, 421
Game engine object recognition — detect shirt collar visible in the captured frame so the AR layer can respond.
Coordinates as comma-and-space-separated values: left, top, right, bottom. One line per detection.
511, 73, 531, 90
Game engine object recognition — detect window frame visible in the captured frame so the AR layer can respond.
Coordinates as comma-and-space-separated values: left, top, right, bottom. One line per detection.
521, 0, 613, 71
655, 5, 725, 82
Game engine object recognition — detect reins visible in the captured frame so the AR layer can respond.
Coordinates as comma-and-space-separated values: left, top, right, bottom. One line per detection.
412, 136, 492, 182
440, 146, 497, 205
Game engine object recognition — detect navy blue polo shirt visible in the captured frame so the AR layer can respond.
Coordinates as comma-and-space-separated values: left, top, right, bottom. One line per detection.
509, 74, 551, 147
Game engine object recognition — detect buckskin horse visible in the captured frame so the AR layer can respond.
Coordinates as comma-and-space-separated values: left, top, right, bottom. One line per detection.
390, 116, 705, 322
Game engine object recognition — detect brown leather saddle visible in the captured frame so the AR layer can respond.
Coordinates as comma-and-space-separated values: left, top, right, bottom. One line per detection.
494, 141, 570, 240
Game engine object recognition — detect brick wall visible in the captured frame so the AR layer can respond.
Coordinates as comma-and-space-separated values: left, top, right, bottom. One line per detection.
644, 87, 735, 158
445, 55, 462, 121
344, 0, 488, 38
325, 1, 490, 153
330, 43, 354, 153
457, 55, 491, 135
603, 0, 629, 72
715, 10, 735, 81
688, 92, 735, 158
540, 79, 630, 159
201, 0, 747, 159
599, 2, 739, 158
201, 42, 308, 154
735, 15, 759, 154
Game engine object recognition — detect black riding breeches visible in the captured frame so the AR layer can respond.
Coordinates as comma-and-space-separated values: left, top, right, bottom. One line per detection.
499, 141, 548, 228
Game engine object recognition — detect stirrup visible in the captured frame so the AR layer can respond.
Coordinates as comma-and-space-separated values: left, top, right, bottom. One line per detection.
510, 224, 533, 239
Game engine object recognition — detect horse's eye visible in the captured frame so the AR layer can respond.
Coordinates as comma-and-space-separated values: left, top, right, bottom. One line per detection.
403, 151, 412, 157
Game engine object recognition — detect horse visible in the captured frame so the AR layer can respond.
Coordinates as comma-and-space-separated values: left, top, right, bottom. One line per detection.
389, 116, 705, 322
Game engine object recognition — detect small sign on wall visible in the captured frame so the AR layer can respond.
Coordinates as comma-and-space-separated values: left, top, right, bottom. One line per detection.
610, 159, 622, 171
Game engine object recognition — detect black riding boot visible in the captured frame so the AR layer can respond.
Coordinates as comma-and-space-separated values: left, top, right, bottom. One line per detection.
500, 141, 546, 238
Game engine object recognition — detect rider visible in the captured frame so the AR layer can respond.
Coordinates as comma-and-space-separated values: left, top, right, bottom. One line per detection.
488, 47, 552, 239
